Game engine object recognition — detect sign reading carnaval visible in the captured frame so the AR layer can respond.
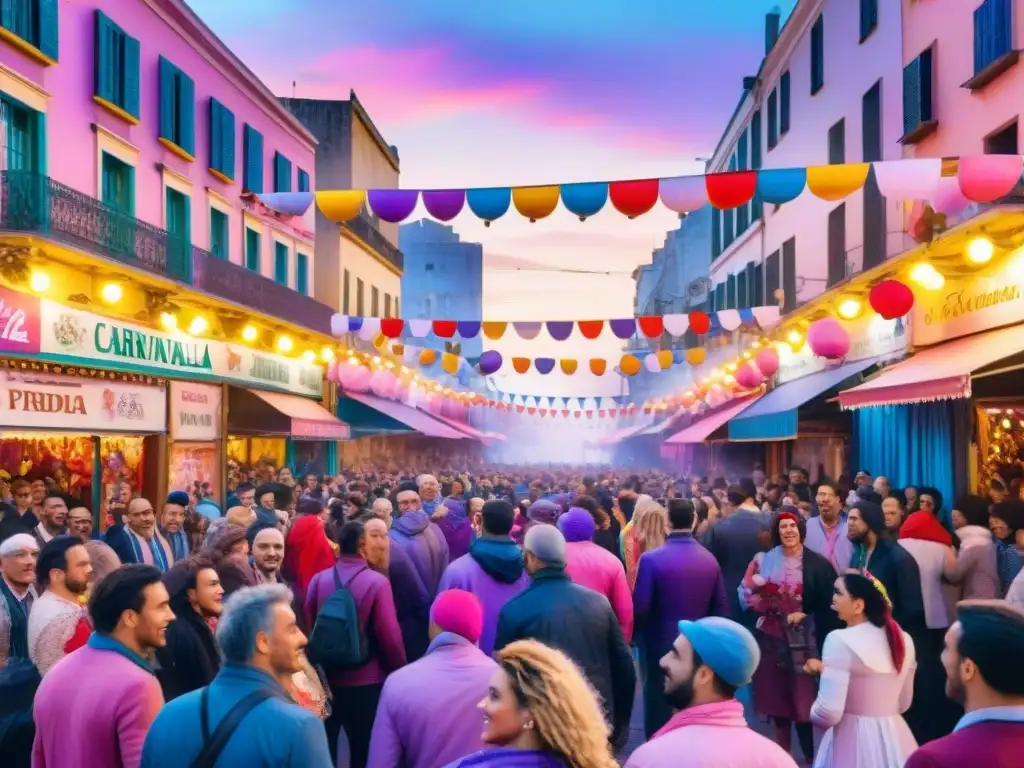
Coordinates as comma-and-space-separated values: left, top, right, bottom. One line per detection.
170, 381, 222, 441
776, 314, 909, 385
0, 370, 167, 432
913, 249, 1024, 346
40, 301, 324, 397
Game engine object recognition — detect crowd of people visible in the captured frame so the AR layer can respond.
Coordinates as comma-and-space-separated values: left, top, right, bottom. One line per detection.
0, 462, 1023, 767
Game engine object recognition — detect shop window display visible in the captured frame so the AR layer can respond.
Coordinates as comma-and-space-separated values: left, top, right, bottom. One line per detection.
168, 442, 219, 502
0, 434, 94, 503
227, 436, 286, 488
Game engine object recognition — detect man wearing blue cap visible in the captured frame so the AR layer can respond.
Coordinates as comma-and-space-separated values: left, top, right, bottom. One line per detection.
626, 617, 797, 768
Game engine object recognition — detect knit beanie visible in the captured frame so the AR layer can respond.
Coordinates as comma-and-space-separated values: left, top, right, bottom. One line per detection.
166, 491, 190, 507
431, 589, 484, 645
524, 524, 566, 566
853, 500, 885, 534
527, 499, 560, 525
558, 507, 596, 543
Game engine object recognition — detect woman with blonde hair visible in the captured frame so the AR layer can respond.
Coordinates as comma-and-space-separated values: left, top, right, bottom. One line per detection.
623, 497, 669, 590
445, 639, 618, 767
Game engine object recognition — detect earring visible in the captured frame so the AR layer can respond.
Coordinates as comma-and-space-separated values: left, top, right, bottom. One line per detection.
523, 720, 534, 730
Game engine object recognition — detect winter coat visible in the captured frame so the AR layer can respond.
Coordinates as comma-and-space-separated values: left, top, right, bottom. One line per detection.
390, 510, 450, 597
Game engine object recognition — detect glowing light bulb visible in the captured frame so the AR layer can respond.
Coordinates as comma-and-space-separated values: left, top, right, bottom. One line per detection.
787, 330, 803, 345
187, 316, 208, 336
320, 347, 335, 362
1002, 418, 1012, 429
276, 335, 294, 353
242, 325, 258, 342
159, 312, 177, 331
303, 350, 316, 363
29, 271, 50, 292
838, 298, 862, 320
966, 236, 994, 265
101, 283, 123, 304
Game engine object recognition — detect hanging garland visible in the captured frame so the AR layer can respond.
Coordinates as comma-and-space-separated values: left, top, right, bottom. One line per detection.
258, 155, 1023, 224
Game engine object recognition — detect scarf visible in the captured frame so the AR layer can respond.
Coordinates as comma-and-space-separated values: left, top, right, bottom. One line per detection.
163, 529, 190, 561
900, 511, 953, 546
127, 528, 171, 572
652, 699, 748, 740
956, 525, 993, 551
0, 577, 31, 658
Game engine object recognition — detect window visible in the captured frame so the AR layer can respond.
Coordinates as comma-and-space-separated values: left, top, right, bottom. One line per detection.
101, 152, 133, 214
356, 278, 365, 316
767, 90, 779, 149
208, 99, 235, 181
158, 57, 195, 158
828, 119, 845, 164
711, 207, 722, 258
862, 80, 886, 270
245, 227, 260, 271
210, 208, 228, 258
973, 0, 1013, 78
371, 287, 380, 317
3, 97, 41, 172
714, 283, 726, 312
780, 71, 791, 134
395, 297, 400, 317
384, 293, 392, 318
342, 269, 351, 314
165, 187, 190, 276
425, 263, 435, 271
860, 0, 878, 41
274, 151, 292, 193
827, 205, 847, 287
782, 238, 797, 313
862, 81, 882, 162
94, 12, 139, 119
296, 252, 309, 295
243, 125, 264, 193
810, 16, 824, 94
752, 262, 765, 307
736, 136, 749, 233
2, 0, 58, 60
726, 274, 737, 310
985, 121, 1019, 155
297, 168, 309, 193
274, 241, 288, 285
902, 48, 935, 142
737, 268, 748, 309
751, 111, 763, 169
766, 249, 780, 303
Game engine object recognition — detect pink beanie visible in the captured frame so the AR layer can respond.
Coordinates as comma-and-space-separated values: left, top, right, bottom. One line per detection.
431, 589, 484, 645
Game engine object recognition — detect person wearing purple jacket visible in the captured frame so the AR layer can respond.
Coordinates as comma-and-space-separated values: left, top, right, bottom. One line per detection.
634, 498, 729, 738
439, 500, 530, 656
391, 482, 450, 597
436, 497, 474, 562
368, 590, 497, 768
305, 518, 407, 768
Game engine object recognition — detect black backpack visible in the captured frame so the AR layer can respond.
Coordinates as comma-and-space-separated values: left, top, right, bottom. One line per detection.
306, 566, 371, 670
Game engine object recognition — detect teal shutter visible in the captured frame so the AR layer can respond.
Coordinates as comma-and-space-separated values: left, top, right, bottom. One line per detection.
209, 100, 221, 172
38, 0, 58, 60
244, 125, 263, 193
297, 169, 309, 192
274, 242, 288, 284
296, 253, 309, 294
221, 106, 235, 180
274, 152, 291, 192
94, 12, 112, 101
159, 58, 173, 141
180, 73, 195, 155
123, 35, 140, 118
245, 228, 260, 271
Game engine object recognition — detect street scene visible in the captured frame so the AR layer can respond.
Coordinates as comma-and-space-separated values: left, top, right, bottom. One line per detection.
1, 0, 1024, 766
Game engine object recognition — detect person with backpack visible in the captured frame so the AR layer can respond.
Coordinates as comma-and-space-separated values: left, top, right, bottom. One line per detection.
304, 517, 407, 767
141, 583, 332, 768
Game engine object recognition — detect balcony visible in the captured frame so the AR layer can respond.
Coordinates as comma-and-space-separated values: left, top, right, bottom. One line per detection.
0, 172, 334, 335
341, 211, 404, 272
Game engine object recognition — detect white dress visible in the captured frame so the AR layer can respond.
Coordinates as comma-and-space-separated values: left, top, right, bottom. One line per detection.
810, 622, 918, 768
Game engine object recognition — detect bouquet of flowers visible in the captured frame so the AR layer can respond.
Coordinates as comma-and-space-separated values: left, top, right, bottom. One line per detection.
746, 572, 804, 637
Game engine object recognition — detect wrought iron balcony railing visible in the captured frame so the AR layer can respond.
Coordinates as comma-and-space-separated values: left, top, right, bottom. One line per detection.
0, 171, 334, 334
341, 210, 404, 272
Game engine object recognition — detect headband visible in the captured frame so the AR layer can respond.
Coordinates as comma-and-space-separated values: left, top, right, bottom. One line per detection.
861, 569, 893, 610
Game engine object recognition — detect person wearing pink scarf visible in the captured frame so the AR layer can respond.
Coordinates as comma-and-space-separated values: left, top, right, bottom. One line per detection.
625, 617, 797, 768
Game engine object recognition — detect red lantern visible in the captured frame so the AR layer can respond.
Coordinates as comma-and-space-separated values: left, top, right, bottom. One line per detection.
869, 279, 914, 320
807, 318, 851, 360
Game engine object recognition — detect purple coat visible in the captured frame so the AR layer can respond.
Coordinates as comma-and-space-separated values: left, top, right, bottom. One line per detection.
435, 498, 474, 562
438, 537, 530, 657
390, 509, 450, 597
634, 533, 729, 655
445, 748, 566, 767
368, 633, 496, 768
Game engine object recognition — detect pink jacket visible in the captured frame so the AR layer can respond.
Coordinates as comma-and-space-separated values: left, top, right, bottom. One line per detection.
563, 540, 634, 643
625, 700, 798, 768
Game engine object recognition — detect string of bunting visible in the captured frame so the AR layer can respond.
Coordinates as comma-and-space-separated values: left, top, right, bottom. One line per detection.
258, 155, 1023, 224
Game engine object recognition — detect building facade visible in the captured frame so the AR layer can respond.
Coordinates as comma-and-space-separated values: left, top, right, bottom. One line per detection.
399, 219, 484, 358
282, 94, 403, 320
707, 0, 912, 317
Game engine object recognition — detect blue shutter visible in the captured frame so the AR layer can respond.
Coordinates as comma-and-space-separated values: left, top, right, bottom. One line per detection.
123, 35, 140, 118
159, 58, 174, 141
297, 169, 309, 192
274, 242, 288, 284
209, 100, 221, 172
780, 71, 791, 133
274, 152, 291, 192
902, 57, 922, 136
297, 253, 309, 294
180, 73, 195, 155
94, 12, 111, 101
38, 0, 58, 60
244, 125, 263, 193
221, 106, 235, 180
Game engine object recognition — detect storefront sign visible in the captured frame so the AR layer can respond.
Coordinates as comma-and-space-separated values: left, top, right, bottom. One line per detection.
913, 249, 1024, 346
777, 314, 910, 385
0, 371, 167, 432
40, 300, 323, 397
170, 382, 222, 441
0, 285, 40, 354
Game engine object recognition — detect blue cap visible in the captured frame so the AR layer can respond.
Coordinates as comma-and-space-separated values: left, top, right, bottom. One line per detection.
677, 617, 760, 688
166, 491, 190, 507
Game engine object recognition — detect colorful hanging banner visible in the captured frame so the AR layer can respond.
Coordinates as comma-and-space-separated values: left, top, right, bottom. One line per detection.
258, 155, 1023, 224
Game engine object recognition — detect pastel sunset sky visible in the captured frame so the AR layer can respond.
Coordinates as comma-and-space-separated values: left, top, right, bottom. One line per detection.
190, 0, 795, 398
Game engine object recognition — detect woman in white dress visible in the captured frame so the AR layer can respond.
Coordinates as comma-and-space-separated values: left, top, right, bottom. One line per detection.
805, 571, 918, 768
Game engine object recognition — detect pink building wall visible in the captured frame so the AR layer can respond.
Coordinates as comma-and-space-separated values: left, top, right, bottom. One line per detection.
0, 0, 317, 292
901, 0, 1023, 158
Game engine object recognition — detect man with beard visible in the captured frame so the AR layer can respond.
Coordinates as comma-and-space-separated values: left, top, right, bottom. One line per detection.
625, 617, 797, 768
66, 506, 94, 542
251, 527, 286, 583
27, 536, 92, 675
33, 493, 68, 547
105, 498, 175, 572
33, 565, 173, 766
905, 601, 1024, 768
161, 492, 191, 562
155, 555, 224, 701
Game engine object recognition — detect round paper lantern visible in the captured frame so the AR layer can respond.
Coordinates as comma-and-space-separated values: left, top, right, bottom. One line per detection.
680, 391, 696, 408
869, 279, 914, 320
478, 350, 503, 375
807, 317, 851, 360
735, 363, 762, 390
619, 354, 642, 376
685, 347, 706, 365
418, 349, 438, 366
657, 349, 674, 370
326, 361, 339, 383
755, 347, 780, 378
441, 352, 460, 375
345, 366, 371, 393
689, 311, 711, 335
337, 361, 361, 387
369, 370, 395, 398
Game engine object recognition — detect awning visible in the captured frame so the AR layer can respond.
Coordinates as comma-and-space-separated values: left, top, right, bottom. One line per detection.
600, 417, 656, 445
729, 357, 879, 440
342, 392, 466, 439
423, 411, 496, 443
665, 395, 762, 444
231, 388, 351, 440
637, 409, 689, 436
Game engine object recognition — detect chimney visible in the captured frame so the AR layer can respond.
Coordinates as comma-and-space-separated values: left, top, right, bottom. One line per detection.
742, 76, 757, 91
765, 6, 781, 55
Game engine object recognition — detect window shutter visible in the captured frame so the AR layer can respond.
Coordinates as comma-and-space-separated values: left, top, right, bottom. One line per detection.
919, 48, 934, 122
766, 250, 780, 302
737, 268, 748, 309
726, 274, 737, 310
38, 0, 58, 60
782, 238, 797, 313
274, 152, 292, 193
711, 206, 721, 258
827, 204, 847, 287
902, 57, 922, 137
828, 119, 845, 164
753, 261, 765, 306
751, 111, 763, 169
297, 253, 309, 295
244, 125, 263, 193
221, 106, 235, 180
274, 242, 288, 284
159, 58, 174, 141
123, 35, 140, 118
180, 73, 195, 155
94, 12, 112, 102
862, 80, 882, 161
780, 71, 791, 133
863, 170, 886, 269
298, 169, 309, 192
209, 100, 221, 173
767, 90, 778, 148
810, 17, 824, 94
